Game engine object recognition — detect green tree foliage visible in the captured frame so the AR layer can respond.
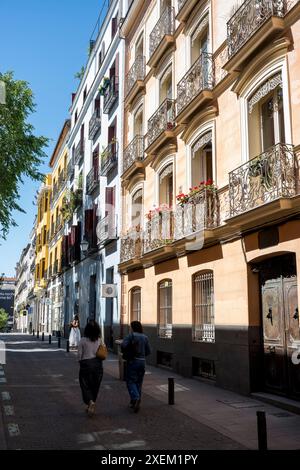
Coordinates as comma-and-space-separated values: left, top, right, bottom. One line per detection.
0, 71, 49, 238
0, 308, 8, 330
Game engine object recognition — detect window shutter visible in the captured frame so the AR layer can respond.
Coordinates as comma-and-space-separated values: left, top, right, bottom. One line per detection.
115, 53, 119, 92
84, 209, 93, 244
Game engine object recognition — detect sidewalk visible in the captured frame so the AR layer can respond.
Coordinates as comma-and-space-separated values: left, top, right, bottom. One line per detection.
105, 356, 300, 450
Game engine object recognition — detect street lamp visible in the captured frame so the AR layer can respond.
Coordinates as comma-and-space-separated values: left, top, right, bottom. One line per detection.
80, 238, 89, 256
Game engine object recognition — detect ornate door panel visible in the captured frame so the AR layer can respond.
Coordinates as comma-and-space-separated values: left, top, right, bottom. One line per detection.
284, 278, 300, 398
262, 279, 287, 393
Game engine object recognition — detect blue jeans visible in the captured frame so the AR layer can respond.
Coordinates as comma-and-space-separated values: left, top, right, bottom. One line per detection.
126, 359, 145, 402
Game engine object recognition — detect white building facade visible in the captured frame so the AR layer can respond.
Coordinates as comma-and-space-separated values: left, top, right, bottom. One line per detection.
62, 0, 128, 347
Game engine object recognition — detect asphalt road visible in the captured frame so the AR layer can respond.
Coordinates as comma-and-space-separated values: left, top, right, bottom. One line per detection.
0, 334, 244, 450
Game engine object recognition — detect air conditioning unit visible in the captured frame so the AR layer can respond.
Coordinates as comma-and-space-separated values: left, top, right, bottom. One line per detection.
101, 284, 117, 298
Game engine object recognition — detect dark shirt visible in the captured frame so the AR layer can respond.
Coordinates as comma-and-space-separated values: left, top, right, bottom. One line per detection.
121, 332, 151, 359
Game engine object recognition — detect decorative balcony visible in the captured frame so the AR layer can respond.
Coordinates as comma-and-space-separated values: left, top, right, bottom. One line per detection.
176, 53, 214, 124
88, 109, 101, 140
176, 0, 203, 22
67, 160, 74, 180
225, 0, 286, 72
97, 215, 116, 246
146, 99, 176, 155
174, 188, 219, 240
120, 227, 143, 265
74, 139, 85, 165
103, 76, 119, 114
51, 172, 66, 206
148, 6, 175, 69
143, 209, 174, 255
228, 143, 296, 223
125, 56, 146, 105
100, 141, 118, 176
86, 166, 100, 194
122, 136, 145, 177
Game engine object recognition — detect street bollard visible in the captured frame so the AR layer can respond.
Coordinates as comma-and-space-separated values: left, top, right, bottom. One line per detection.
32, 329, 35, 336
58, 337, 61, 349
66, 340, 70, 353
257, 411, 268, 451
168, 377, 175, 405
49, 334, 51, 345
37, 331, 39, 339
42, 332, 44, 342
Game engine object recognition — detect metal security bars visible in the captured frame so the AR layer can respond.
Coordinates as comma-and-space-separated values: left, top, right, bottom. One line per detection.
193, 271, 215, 342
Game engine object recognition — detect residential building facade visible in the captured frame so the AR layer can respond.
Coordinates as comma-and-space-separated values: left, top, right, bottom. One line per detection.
47, 120, 70, 335
119, 0, 300, 399
34, 175, 51, 333
62, 0, 126, 345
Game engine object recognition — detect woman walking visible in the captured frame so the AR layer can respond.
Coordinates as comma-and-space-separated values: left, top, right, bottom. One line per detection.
78, 320, 105, 416
69, 314, 81, 348
121, 321, 151, 413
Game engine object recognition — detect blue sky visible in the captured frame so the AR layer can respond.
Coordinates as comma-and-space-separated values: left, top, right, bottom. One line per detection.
0, 0, 105, 276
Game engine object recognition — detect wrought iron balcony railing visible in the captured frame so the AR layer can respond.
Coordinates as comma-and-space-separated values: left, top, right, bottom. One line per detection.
227, 0, 286, 59
149, 6, 175, 59
177, 53, 214, 116
74, 139, 85, 165
97, 215, 116, 246
88, 109, 101, 140
86, 166, 99, 194
143, 209, 174, 254
123, 135, 145, 174
147, 99, 176, 149
100, 141, 118, 176
174, 188, 219, 239
125, 56, 146, 98
228, 143, 296, 218
178, 0, 187, 10
120, 227, 143, 263
103, 76, 119, 114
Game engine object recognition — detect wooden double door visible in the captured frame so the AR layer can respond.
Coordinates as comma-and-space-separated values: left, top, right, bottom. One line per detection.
260, 255, 300, 399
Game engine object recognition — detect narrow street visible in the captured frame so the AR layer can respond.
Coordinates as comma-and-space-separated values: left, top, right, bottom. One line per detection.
0, 334, 245, 450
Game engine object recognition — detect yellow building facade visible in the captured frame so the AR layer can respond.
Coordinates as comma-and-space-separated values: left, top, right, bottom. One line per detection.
47, 120, 70, 333
34, 174, 51, 332
119, 0, 300, 398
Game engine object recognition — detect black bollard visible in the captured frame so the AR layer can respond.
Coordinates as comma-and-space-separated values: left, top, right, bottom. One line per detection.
32, 329, 35, 336
257, 411, 268, 451
37, 331, 39, 339
49, 334, 51, 345
58, 336, 61, 348
66, 340, 70, 353
168, 378, 175, 405
42, 332, 44, 342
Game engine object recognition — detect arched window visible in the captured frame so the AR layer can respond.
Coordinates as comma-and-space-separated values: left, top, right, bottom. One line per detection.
158, 279, 172, 338
191, 131, 212, 187
131, 188, 143, 227
159, 163, 173, 208
248, 73, 285, 158
159, 64, 173, 103
130, 287, 141, 322
192, 270, 214, 342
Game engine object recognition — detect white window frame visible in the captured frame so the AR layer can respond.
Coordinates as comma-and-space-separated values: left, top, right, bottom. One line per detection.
184, 2, 212, 73
128, 182, 144, 230
240, 57, 292, 163
156, 57, 174, 108
186, 121, 216, 191
155, 155, 176, 208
